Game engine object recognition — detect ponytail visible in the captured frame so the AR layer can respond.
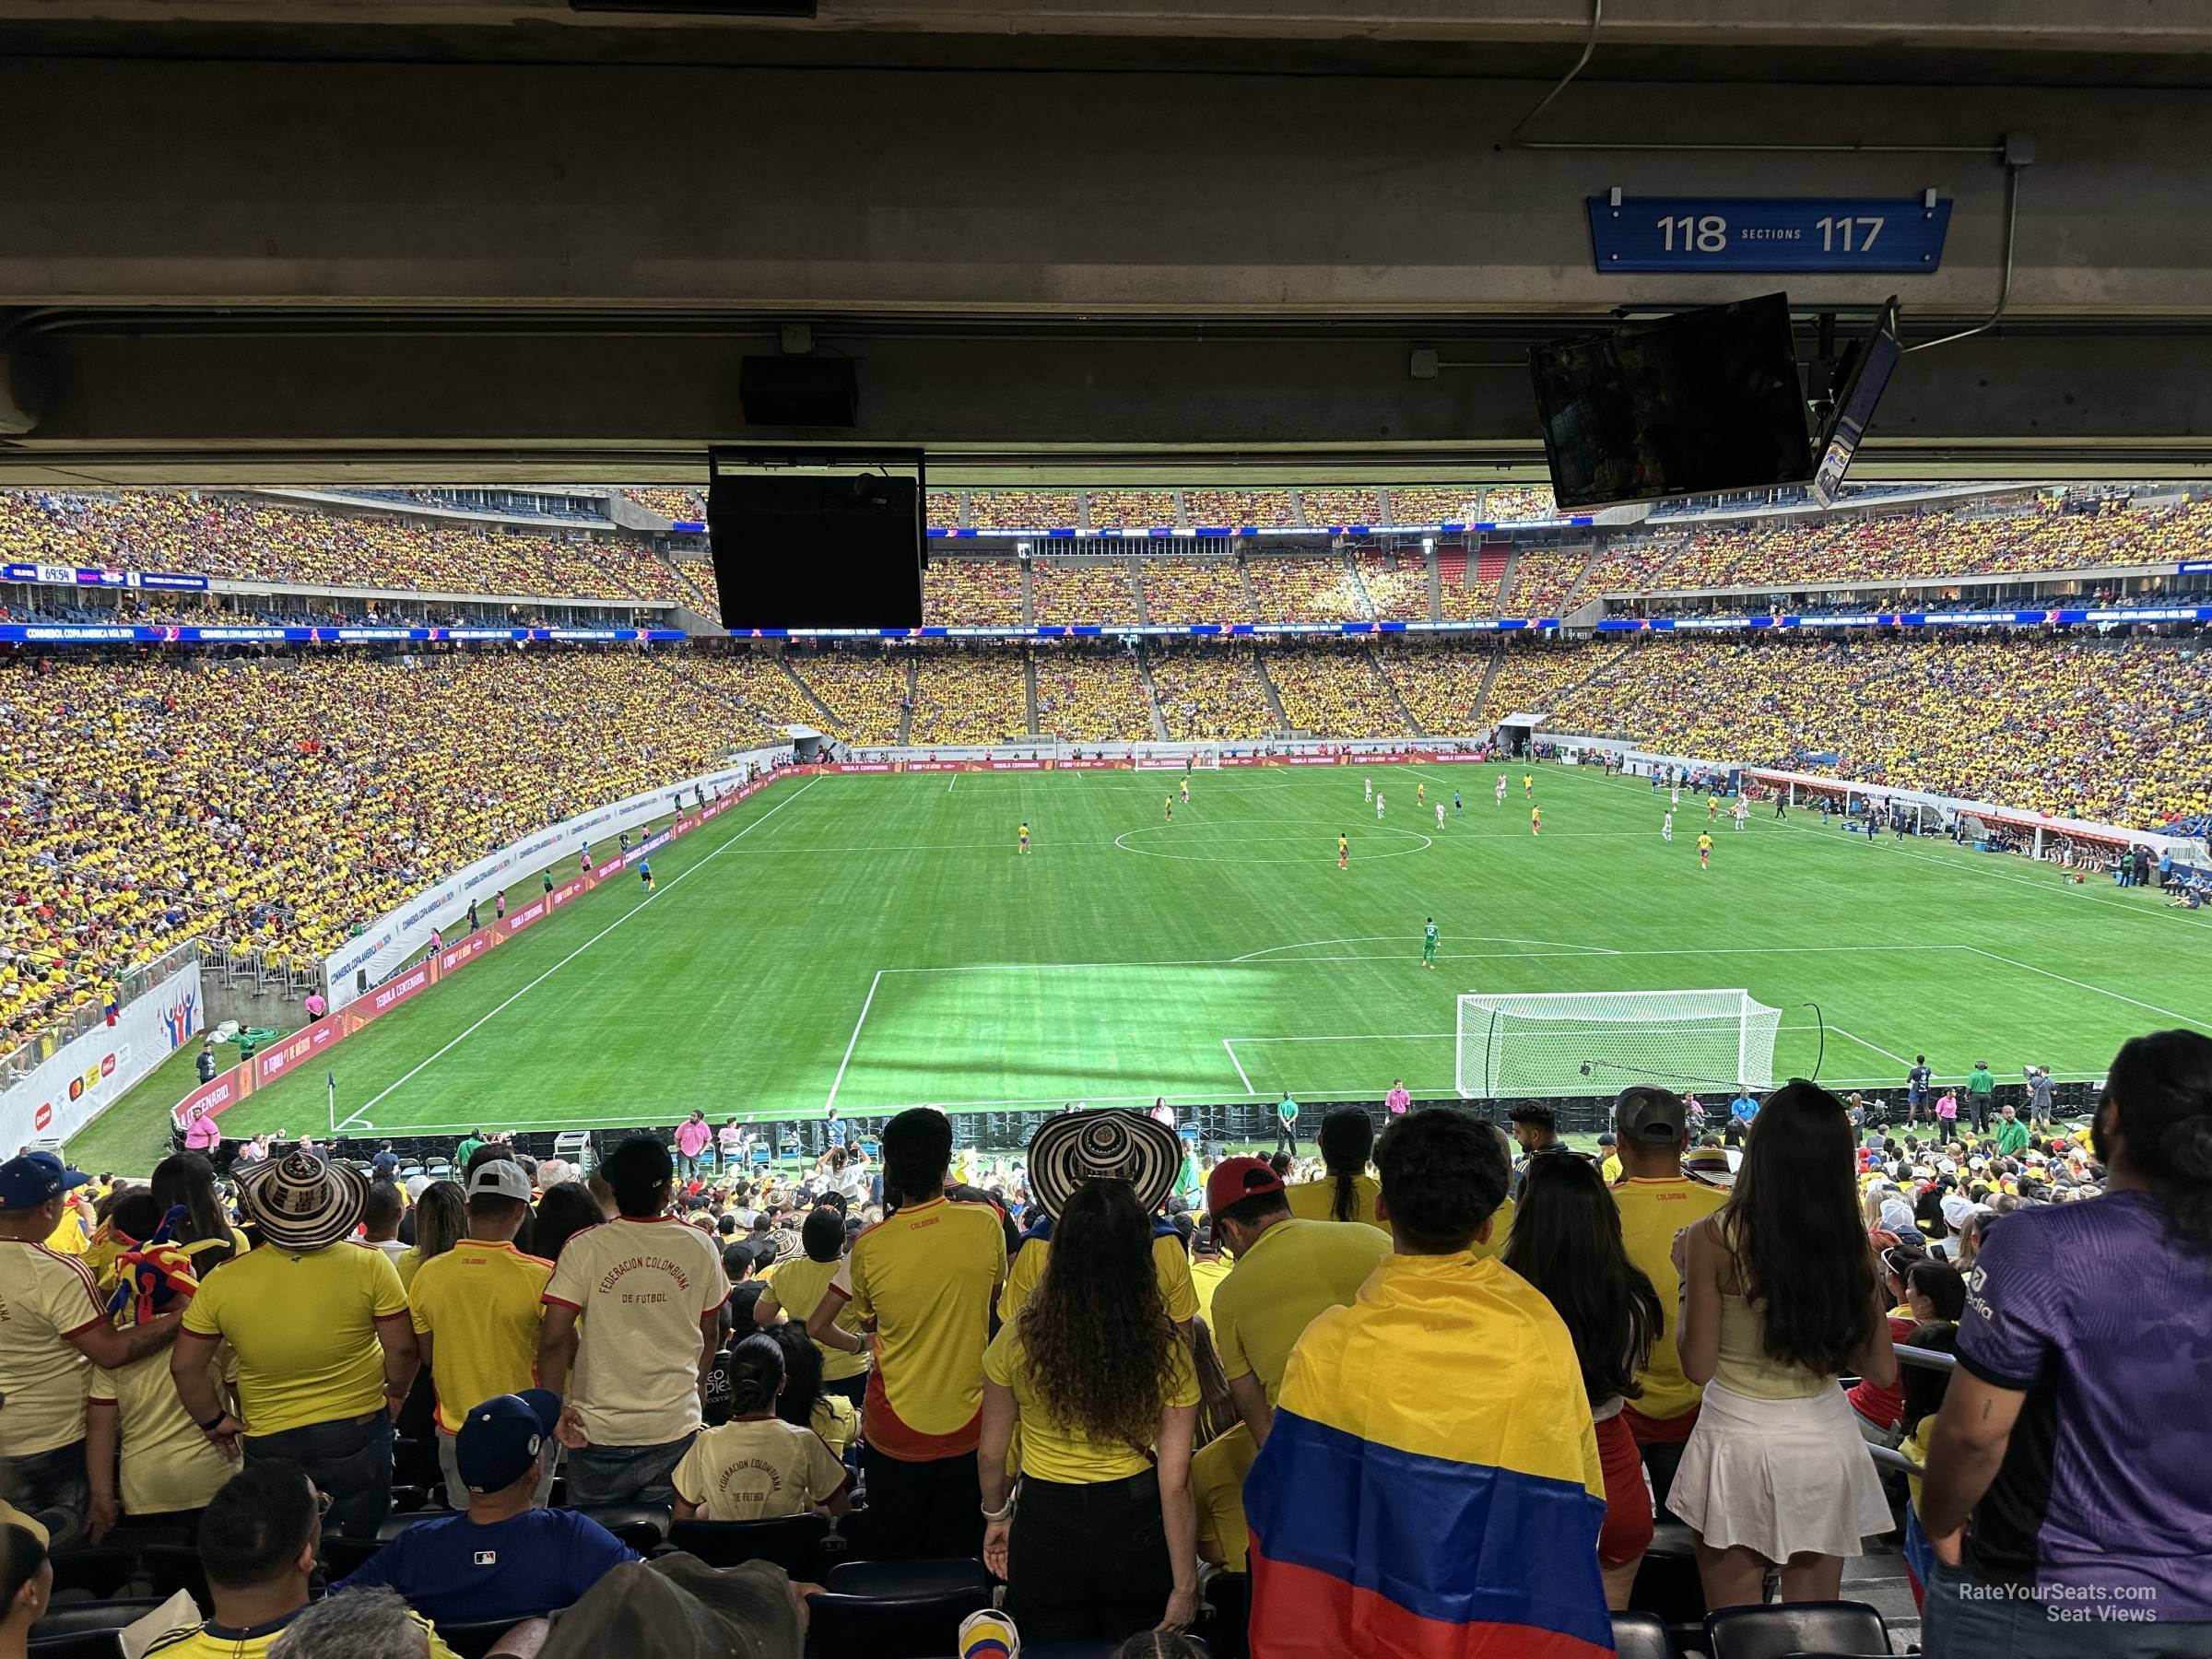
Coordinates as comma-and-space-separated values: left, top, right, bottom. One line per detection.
1315, 1109, 1375, 1224
721, 1334, 785, 1416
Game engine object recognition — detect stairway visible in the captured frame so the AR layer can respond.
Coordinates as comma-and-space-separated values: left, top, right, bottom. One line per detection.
778, 655, 844, 732
1366, 642, 1424, 736
1473, 542, 1511, 611
1553, 544, 1604, 613
1022, 650, 1041, 734
1135, 644, 1171, 741
1345, 552, 1382, 619
1495, 546, 1524, 613
898, 657, 917, 744
1249, 649, 1293, 734
1233, 559, 1263, 621
1468, 650, 1505, 726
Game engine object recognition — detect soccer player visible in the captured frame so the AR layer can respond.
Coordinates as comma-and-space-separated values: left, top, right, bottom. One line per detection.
639, 857, 653, 891
1671, 782, 1681, 806
1165, 795, 1174, 823
1417, 782, 1426, 807
1338, 833, 1349, 870
1733, 797, 1748, 830
1530, 806, 1541, 837
1421, 916, 1440, 970
1018, 820, 1030, 854
1375, 792, 1385, 821
1363, 776, 1373, 803
1522, 772, 1534, 799
1707, 795, 1720, 821
1495, 774, 1507, 806
1435, 801, 1446, 829
1697, 830, 1712, 869
1453, 789, 1463, 816
1662, 809, 1674, 842
1181, 778, 1190, 805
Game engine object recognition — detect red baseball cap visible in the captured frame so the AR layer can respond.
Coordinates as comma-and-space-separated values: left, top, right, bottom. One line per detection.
1206, 1156, 1286, 1218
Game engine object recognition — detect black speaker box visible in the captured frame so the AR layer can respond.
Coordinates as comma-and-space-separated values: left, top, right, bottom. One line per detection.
739, 357, 858, 428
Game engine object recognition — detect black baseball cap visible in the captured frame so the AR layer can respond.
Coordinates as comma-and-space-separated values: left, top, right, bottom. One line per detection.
1616, 1086, 1688, 1144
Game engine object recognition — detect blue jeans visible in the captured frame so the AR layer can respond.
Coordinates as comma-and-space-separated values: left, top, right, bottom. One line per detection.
0, 1440, 90, 1551
244, 1412, 394, 1538
563, 1432, 695, 1509
1923, 1563, 2212, 1659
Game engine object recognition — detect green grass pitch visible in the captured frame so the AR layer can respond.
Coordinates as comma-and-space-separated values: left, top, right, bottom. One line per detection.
73, 760, 2212, 1169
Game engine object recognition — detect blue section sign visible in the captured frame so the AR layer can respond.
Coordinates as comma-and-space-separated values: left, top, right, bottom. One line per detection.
1588, 196, 1950, 274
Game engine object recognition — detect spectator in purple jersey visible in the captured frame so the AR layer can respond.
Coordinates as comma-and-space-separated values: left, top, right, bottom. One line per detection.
1919, 1028, 2212, 1659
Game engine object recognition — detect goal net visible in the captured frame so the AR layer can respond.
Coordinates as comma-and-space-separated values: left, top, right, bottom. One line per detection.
1454, 989, 1783, 1100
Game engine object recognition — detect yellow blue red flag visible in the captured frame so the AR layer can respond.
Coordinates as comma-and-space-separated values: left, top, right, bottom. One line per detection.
1244, 1252, 1612, 1658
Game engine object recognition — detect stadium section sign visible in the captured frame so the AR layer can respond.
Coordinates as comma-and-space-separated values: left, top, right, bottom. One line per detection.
2, 964, 203, 1150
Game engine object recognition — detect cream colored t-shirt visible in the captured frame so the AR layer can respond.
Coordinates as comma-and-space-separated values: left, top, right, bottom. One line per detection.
90, 1345, 237, 1517
0, 1241, 107, 1454
671, 1417, 851, 1520
543, 1217, 729, 1447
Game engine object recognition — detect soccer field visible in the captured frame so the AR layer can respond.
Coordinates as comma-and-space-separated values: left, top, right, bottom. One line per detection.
76, 760, 2212, 1167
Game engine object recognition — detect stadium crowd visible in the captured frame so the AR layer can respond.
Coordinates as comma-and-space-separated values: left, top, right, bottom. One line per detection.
908, 653, 1030, 747
0, 493, 695, 606
0, 651, 777, 1050
1146, 647, 1275, 742
1355, 552, 1429, 621
1031, 650, 1153, 744
1261, 643, 1406, 740
924, 559, 1025, 628
1242, 557, 1369, 624
1544, 633, 2212, 828
1137, 559, 1251, 628
6, 1031, 2205, 1658
1028, 560, 1140, 628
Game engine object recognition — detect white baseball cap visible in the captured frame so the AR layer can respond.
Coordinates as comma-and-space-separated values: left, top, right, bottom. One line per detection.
465, 1159, 532, 1202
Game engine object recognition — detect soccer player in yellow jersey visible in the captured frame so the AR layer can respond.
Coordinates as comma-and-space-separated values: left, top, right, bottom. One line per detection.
1530, 806, 1541, 837
1523, 772, 1534, 798
1181, 778, 1190, 805
1018, 821, 1030, 854
1165, 795, 1174, 823
1338, 833, 1349, 871
1697, 830, 1713, 869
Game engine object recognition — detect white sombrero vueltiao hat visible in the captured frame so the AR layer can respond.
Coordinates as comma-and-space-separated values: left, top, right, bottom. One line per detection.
238, 1149, 370, 1252
1028, 1109, 1182, 1218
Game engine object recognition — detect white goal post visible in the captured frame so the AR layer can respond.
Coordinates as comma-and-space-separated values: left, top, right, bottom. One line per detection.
1454, 989, 1783, 1100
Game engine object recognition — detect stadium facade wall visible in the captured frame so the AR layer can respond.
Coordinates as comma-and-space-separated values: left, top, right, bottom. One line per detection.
322, 745, 792, 1011
5, 963, 203, 1152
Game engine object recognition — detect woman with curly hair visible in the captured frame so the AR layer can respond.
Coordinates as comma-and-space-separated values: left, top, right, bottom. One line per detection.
977, 1179, 1199, 1642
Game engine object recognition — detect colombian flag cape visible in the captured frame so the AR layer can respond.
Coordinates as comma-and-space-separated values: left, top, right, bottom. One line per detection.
1244, 1252, 1613, 1658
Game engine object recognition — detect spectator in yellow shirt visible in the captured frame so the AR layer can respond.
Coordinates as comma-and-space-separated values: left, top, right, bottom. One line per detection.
1284, 1109, 1383, 1228
408, 1161, 554, 1510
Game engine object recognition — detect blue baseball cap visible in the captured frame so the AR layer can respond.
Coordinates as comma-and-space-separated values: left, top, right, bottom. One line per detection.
453, 1390, 562, 1495
0, 1152, 89, 1212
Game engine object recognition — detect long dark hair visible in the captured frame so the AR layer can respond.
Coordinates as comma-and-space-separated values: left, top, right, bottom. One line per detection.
1020, 1180, 1180, 1449
2102, 1029, 2212, 1242
767, 1323, 827, 1431
1503, 1153, 1660, 1404
721, 1334, 784, 1417
1724, 1080, 1879, 1375
150, 1153, 235, 1265
1316, 1109, 1374, 1223
533, 1182, 601, 1262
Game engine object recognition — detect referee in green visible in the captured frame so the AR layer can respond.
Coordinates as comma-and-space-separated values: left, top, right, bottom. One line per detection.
1421, 916, 1441, 971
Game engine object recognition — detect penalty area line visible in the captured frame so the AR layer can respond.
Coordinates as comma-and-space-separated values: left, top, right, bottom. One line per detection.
824, 969, 885, 1112
1221, 1039, 1254, 1093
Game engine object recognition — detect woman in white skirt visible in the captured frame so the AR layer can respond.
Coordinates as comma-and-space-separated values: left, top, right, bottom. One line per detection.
1673, 1078, 1900, 1607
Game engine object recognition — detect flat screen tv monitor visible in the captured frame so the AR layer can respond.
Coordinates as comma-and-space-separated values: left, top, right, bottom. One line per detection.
1530, 293, 1813, 510
1809, 299, 1902, 508
708, 457, 924, 632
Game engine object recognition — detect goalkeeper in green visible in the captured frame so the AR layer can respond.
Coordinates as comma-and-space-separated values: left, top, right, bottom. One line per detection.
1421, 916, 1440, 970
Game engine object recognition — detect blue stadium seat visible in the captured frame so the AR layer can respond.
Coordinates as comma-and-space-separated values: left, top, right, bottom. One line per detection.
28, 1600, 168, 1639
667, 1514, 830, 1578
138, 1544, 209, 1610
824, 1559, 992, 1600
803, 1583, 994, 1659
44, 1547, 135, 1600
1703, 1600, 1888, 1659
571, 1504, 671, 1554
28, 1631, 124, 1659
1613, 1609, 1677, 1659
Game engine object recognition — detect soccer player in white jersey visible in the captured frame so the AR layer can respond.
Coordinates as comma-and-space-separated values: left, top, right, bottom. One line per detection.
1375, 792, 1385, 821
1436, 801, 1446, 829
1663, 809, 1674, 842
1495, 774, 1508, 806
1363, 776, 1373, 803
1733, 797, 1748, 830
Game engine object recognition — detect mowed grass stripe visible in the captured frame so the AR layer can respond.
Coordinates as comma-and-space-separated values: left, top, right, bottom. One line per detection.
72, 762, 2212, 1164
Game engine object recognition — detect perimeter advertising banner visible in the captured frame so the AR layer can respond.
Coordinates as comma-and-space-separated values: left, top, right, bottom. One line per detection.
2, 964, 203, 1151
